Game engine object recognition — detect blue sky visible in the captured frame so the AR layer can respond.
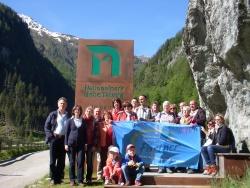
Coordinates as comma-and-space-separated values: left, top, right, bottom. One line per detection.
1, 0, 188, 57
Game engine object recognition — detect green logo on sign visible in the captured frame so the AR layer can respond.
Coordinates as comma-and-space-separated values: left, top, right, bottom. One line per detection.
87, 45, 121, 76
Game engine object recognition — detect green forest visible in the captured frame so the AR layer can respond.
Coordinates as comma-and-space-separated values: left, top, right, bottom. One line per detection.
134, 31, 198, 105
0, 4, 74, 141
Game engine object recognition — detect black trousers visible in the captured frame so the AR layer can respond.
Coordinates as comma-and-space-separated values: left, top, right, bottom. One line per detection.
85, 144, 94, 181
67, 145, 85, 182
49, 136, 66, 182
97, 146, 108, 175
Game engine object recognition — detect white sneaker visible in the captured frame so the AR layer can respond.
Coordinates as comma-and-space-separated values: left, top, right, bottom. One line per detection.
104, 179, 111, 185
120, 182, 125, 186
97, 175, 102, 181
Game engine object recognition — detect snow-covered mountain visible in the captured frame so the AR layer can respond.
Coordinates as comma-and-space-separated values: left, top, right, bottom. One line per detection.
18, 13, 78, 87
19, 13, 78, 43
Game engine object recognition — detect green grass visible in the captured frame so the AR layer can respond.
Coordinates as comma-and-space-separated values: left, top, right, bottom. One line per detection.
211, 168, 250, 188
0, 145, 48, 161
26, 167, 103, 188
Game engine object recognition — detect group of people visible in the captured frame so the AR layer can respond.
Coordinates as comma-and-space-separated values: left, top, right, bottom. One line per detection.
44, 95, 235, 186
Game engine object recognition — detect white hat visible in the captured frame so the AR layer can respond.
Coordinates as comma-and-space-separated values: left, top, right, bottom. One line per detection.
126, 144, 135, 151
109, 146, 119, 153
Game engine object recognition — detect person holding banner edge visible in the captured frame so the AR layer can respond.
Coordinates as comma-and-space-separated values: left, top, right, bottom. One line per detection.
188, 100, 206, 174
155, 100, 176, 173
135, 95, 152, 121
117, 101, 138, 121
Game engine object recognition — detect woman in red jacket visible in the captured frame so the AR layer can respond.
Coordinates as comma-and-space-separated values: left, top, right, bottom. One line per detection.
98, 111, 114, 179
117, 101, 138, 121
110, 98, 123, 121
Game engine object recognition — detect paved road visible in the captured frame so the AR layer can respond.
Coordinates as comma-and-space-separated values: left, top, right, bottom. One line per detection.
0, 150, 50, 188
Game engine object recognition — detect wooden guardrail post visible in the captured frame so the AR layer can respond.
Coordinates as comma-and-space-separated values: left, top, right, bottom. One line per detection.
216, 153, 250, 178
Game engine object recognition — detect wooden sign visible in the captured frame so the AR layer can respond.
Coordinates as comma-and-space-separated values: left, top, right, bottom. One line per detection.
75, 39, 134, 110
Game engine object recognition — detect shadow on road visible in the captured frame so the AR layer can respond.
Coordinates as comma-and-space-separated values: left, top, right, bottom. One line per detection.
0, 152, 35, 167
0, 174, 23, 176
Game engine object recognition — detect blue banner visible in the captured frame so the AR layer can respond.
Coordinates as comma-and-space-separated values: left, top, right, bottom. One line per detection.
112, 121, 201, 169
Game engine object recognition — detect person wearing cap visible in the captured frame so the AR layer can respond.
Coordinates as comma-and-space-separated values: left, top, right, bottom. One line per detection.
122, 144, 144, 186
103, 146, 124, 185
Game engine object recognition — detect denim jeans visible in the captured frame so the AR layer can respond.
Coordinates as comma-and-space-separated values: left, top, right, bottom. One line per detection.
121, 165, 144, 182
201, 145, 230, 165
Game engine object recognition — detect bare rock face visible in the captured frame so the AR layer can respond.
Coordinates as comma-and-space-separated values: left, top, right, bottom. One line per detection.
183, 0, 250, 149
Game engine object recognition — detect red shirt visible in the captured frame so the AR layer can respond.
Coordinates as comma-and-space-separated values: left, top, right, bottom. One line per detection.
99, 122, 113, 147
111, 108, 123, 121
117, 111, 138, 121
83, 115, 95, 145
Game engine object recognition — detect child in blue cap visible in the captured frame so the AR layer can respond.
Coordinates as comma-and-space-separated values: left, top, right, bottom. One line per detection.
121, 144, 144, 186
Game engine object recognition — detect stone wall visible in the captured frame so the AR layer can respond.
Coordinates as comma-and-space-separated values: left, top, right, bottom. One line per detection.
183, 0, 250, 150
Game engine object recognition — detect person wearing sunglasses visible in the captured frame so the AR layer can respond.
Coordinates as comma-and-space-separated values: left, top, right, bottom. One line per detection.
117, 101, 138, 121
201, 114, 234, 176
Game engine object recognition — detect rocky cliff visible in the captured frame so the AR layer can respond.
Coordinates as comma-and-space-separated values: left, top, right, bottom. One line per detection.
184, 0, 250, 149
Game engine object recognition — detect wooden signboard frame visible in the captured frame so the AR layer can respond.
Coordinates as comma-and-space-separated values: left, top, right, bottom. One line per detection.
75, 39, 134, 110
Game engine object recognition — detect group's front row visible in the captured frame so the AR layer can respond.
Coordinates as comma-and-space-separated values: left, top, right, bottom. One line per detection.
103, 144, 144, 186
